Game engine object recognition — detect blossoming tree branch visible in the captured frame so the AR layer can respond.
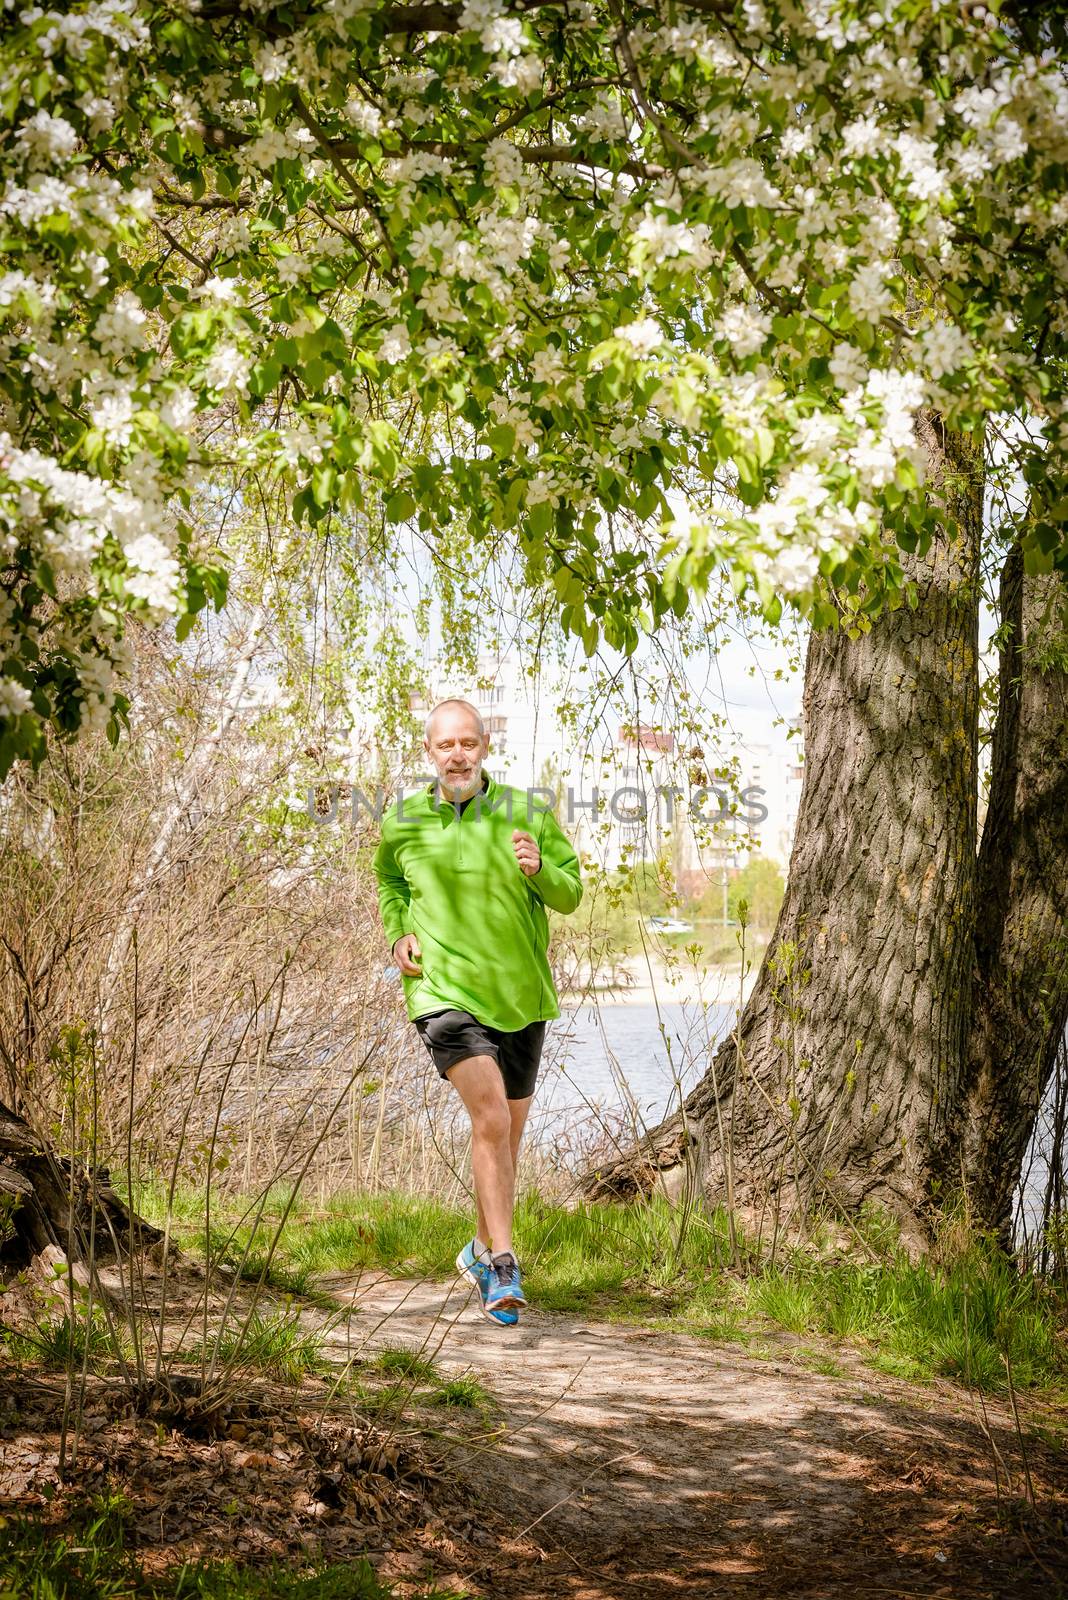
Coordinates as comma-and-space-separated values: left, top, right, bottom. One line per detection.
0, 0, 1066, 778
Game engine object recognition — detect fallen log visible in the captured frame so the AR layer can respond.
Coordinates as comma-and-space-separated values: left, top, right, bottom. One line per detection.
0, 1100, 163, 1273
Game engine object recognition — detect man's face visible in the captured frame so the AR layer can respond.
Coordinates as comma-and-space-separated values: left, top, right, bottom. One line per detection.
424, 706, 489, 799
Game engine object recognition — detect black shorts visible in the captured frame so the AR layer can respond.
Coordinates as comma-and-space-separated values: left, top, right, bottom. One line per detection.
414, 1009, 546, 1101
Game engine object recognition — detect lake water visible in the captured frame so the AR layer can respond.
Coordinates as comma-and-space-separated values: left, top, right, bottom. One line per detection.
531, 1000, 736, 1145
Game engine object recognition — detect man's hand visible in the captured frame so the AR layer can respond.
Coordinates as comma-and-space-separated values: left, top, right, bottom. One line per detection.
392, 934, 422, 975
512, 829, 541, 877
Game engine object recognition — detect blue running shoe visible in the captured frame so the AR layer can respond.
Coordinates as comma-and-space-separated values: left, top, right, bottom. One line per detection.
485, 1252, 527, 1314
456, 1241, 518, 1326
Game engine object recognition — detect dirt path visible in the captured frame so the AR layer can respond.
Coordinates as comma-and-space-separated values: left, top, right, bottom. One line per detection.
315, 1270, 1066, 1600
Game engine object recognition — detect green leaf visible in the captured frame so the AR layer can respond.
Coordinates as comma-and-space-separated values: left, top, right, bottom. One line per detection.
311, 464, 338, 507
385, 489, 416, 522
527, 501, 553, 538
634, 482, 660, 521
485, 424, 515, 457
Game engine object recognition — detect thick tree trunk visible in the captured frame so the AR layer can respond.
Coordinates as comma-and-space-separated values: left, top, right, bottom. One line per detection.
946, 553, 1068, 1235
587, 419, 984, 1248
0, 1099, 162, 1272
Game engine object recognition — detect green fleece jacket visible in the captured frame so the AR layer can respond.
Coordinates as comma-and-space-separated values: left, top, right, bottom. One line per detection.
372, 774, 583, 1032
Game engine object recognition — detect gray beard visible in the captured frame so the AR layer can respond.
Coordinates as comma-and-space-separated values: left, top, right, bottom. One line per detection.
438, 763, 483, 802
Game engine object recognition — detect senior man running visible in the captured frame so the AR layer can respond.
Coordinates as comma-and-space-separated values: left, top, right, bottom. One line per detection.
372, 698, 582, 1326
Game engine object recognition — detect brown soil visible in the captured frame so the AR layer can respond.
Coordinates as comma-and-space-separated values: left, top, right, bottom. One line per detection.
320, 1271, 1068, 1599
1, 1258, 1066, 1599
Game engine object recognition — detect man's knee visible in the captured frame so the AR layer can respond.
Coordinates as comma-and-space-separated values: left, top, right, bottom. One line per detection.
469, 1093, 511, 1146
446, 1054, 511, 1141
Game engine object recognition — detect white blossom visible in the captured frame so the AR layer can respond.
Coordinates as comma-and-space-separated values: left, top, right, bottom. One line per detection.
477, 211, 538, 275
0, 271, 35, 308
849, 428, 899, 486
1, 176, 76, 224
484, 15, 524, 55
346, 97, 383, 137
892, 132, 948, 201
417, 279, 462, 323
987, 116, 1027, 164
160, 387, 198, 432
214, 214, 253, 255
633, 213, 713, 271
702, 157, 781, 209
81, 253, 109, 295
616, 318, 663, 355
489, 395, 537, 451
921, 321, 975, 379
829, 342, 869, 391
90, 389, 136, 448
848, 262, 894, 322
954, 85, 1005, 128
865, 368, 926, 447
459, 0, 504, 29
421, 334, 462, 365
784, 465, 829, 512
531, 348, 567, 386
409, 218, 462, 266
91, 294, 147, 359
17, 111, 78, 164
764, 543, 820, 594
76, 94, 115, 136
378, 323, 411, 363
483, 137, 524, 188
860, 200, 901, 254
573, 93, 629, 141
254, 44, 290, 83
793, 410, 842, 459
716, 304, 771, 358
203, 342, 251, 395
243, 128, 295, 170
0, 678, 33, 719
279, 422, 325, 468
492, 53, 542, 94
123, 533, 181, 613
525, 471, 561, 507
198, 275, 243, 304
275, 252, 310, 285
841, 117, 883, 158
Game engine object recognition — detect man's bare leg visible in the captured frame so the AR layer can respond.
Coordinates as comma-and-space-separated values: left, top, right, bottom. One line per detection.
473, 1094, 533, 1250
446, 1055, 523, 1256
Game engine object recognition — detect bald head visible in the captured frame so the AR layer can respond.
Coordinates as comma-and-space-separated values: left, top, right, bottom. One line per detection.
423, 698, 485, 743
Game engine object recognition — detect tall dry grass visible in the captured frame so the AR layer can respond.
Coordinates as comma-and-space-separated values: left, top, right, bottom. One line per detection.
0, 610, 396, 1194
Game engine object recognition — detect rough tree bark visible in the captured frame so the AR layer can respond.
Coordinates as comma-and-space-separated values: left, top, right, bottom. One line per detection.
944, 549, 1068, 1235
585, 419, 1068, 1241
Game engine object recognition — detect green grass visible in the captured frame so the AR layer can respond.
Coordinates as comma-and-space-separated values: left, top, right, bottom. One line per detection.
2, 1307, 128, 1374
120, 1177, 1068, 1398
429, 1375, 491, 1409
745, 1249, 1065, 1392
186, 1307, 330, 1384
369, 1349, 491, 1411
0, 1491, 466, 1593
373, 1346, 439, 1384
0, 1499, 465, 1598
168, 1563, 463, 1598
